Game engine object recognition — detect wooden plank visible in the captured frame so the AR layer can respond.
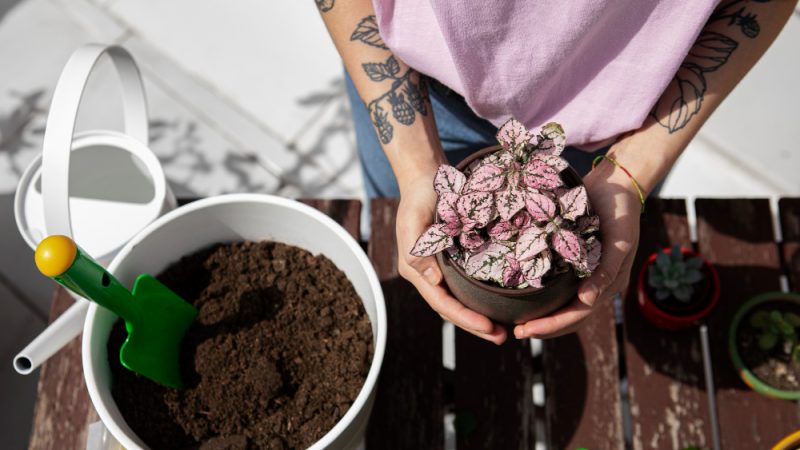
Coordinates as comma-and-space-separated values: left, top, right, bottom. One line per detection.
454, 330, 535, 449
622, 199, 713, 450
299, 198, 361, 241
542, 287, 623, 446
779, 198, 800, 290
365, 198, 445, 449
697, 199, 799, 449
28, 289, 98, 450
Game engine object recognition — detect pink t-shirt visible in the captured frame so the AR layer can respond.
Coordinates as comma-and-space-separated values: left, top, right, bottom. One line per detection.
373, 0, 719, 148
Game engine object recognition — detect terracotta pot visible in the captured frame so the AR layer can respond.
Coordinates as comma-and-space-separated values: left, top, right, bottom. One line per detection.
435, 145, 584, 325
636, 247, 720, 330
728, 292, 800, 400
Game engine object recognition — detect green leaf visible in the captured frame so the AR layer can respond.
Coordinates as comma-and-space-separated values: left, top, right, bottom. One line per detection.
758, 332, 778, 350
785, 312, 800, 327
749, 310, 769, 329
674, 285, 694, 302
648, 269, 664, 288
670, 244, 683, 263
776, 317, 795, 336
656, 250, 671, 269
655, 289, 671, 301
684, 269, 703, 284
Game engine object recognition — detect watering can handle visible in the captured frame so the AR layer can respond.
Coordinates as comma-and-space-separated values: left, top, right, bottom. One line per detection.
41, 44, 149, 238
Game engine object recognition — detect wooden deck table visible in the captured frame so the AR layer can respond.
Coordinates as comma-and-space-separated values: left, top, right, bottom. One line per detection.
27, 198, 800, 450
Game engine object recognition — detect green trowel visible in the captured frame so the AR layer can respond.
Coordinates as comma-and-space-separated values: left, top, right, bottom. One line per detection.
35, 235, 197, 389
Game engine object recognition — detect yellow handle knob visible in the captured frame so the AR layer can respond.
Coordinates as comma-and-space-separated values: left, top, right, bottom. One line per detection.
35, 235, 78, 277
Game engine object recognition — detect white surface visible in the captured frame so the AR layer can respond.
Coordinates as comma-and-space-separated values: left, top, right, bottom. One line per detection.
83, 195, 387, 450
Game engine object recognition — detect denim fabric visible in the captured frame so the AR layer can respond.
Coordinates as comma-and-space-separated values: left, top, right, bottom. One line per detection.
345, 71, 610, 198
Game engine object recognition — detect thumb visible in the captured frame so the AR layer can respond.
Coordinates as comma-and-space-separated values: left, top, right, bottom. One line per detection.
407, 254, 442, 286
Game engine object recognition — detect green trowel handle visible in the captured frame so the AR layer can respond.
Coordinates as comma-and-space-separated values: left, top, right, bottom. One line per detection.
35, 235, 138, 324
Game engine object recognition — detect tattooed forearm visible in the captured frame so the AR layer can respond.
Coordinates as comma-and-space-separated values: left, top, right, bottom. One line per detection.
361, 56, 429, 144
650, 1, 768, 133
351, 16, 388, 49
316, 0, 334, 13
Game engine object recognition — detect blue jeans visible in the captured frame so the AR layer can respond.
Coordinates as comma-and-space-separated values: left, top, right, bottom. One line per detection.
345, 72, 610, 198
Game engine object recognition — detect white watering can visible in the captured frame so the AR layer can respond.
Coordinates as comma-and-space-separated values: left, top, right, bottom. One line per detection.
12, 43, 176, 375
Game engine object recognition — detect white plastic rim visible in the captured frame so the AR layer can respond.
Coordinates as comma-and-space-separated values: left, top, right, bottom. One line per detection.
82, 194, 387, 450
14, 130, 174, 262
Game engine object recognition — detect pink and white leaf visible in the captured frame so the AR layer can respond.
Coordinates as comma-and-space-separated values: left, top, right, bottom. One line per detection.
511, 210, 533, 230
434, 165, 466, 195
577, 215, 600, 235
524, 190, 557, 222
536, 154, 569, 172
516, 224, 549, 262
436, 192, 460, 225
495, 184, 526, 221
465, 243, 511, 282
459, 230, 486, 250
496, 118, 534, 153
465, 163, 505, 193
574, 237, 602, 276
522, 250, 552, 287
502, 254, 524, 287
410, 223, 455, 257
457, 192, 496, 229
488, 220, 515, 241
557, 185, 589, 221
534, 122, 566, 157
522, 159, 562, 190
552, 228, 584, 263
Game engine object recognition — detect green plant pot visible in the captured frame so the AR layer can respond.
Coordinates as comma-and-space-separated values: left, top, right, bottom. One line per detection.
728, 291, 800, 400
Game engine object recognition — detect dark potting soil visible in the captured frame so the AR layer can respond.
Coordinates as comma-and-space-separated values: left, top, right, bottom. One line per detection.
737, 302, 800, 392
107, 241, 374, 450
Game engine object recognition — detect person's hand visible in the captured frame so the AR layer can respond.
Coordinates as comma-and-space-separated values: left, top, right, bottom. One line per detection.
397, 175, 508, 345
513, 162, 643, 339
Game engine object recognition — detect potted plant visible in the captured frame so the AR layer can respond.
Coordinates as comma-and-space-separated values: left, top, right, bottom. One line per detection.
637, 244, 720, 330
411, 118, 602, 324
729, 291, 800, 400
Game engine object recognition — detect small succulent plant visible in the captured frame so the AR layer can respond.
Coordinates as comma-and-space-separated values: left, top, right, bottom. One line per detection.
749, 309, 800, 362
410, 118, 601, 289
647, 245, 704, 302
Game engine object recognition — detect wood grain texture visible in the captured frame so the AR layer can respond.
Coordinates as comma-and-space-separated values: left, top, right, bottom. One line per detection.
299, 198, 361, 241
365, 198, 445, 449
623, 199, 713, 450
543, 291, 624, 449
454, 331, 534, 450
779, 198, 800, 290
697, 199, 799, 449
28, 289, 98, 450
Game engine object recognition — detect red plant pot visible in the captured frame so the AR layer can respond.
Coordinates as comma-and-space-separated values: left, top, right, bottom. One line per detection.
636, 247, 720, 330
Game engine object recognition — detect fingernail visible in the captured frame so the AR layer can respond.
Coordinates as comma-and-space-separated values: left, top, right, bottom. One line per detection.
423, 267, 438, 285
581, 282, 600, 304
514, 327, 524, 339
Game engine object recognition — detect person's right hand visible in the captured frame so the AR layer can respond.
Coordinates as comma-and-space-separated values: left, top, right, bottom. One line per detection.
396, 175, 508, 345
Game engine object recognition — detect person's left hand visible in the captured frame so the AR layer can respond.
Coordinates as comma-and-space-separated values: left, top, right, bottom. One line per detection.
513, 162, 643, 339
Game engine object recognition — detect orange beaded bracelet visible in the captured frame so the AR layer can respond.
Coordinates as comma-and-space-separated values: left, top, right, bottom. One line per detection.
591, 155, 646, 213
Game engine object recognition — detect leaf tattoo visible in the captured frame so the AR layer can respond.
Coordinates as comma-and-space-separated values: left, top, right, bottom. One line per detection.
363, 56, 429, 144
315, 0, 334, 13
351, 16, 388, 49
651, 0, 762, 133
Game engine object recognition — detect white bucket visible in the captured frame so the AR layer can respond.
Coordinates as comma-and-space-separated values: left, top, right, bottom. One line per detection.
83, 194, 387, 450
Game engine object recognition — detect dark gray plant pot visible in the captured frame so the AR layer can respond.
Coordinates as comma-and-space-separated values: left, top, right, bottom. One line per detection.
436, 145, 585, 325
